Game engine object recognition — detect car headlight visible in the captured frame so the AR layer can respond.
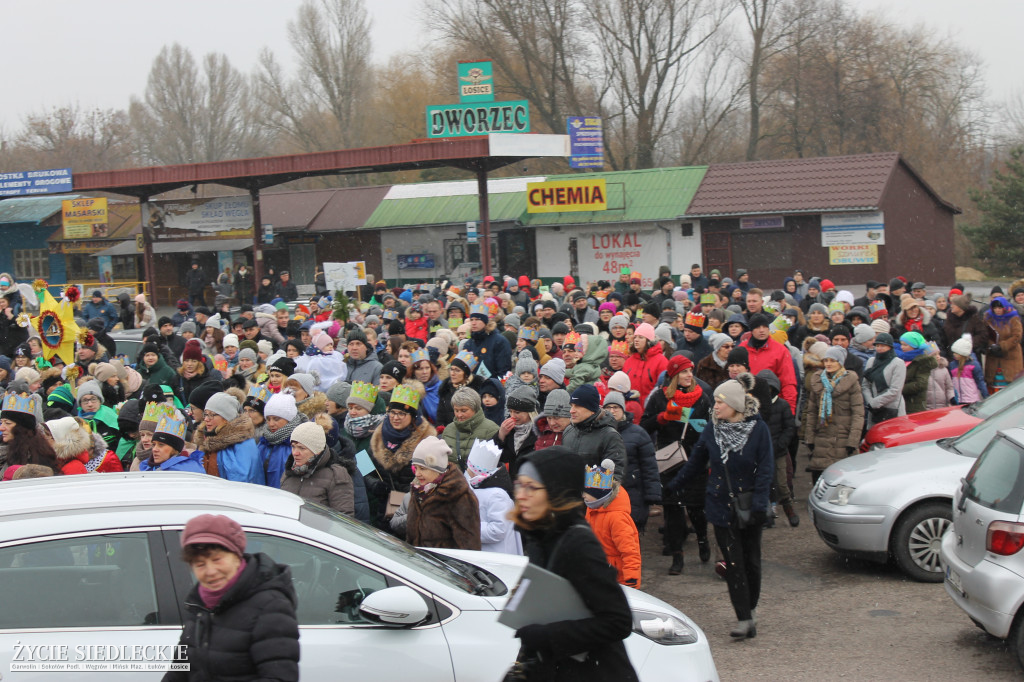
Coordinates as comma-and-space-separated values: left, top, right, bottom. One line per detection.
632, 610, 698, 645
828, 485, 855, 505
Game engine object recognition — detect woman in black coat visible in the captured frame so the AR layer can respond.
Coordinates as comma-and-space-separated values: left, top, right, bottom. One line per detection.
510, 446, 638, 682
666, 373, 774, 639
165, 514, 299, 682
639, 355, 712, 576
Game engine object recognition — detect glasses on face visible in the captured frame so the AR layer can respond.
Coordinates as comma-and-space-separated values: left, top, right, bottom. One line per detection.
514, 481, 546, 495
202, 411, 219, 421
387, 409, 408, 418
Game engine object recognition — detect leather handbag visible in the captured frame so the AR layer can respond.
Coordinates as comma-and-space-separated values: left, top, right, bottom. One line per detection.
721, 454, 754, 529
655, 441, 686, 474
385, 490, 405, 518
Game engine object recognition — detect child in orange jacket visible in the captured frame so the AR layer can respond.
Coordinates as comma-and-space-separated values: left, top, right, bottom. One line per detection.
584, 459, 642, 588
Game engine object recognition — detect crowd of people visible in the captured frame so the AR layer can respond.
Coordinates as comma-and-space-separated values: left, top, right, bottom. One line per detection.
0, 261, 1021, 655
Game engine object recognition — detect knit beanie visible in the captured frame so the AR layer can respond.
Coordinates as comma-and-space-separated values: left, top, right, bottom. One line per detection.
264, 393, 298, 421
715, 377, 749, 414
504, 314, 521, 331
874, 333, 895, 348
380, 361, 406, 382
182, 339, 203, 362
223, 334, 240, 349
543, 389, 571, 418
258, 340, 274, 356
950, 336, 972, 357
569, 384, 601, 413
93, 363, 118, 384
634, 322, 655, 342
539, 358, 566, 385
411, 436, 451, 474
709, 333, 732, 352
602, 392, 625, 410
237, 348, 257, 363
326, 381, 353, 409
515, 350, 538, 376
726, 346, 749, 368
808, 302, 829, 317
852, 324, 875, 345
268, 356, 296, 377
77, 380, 103, 401
824, 346, 848, 364
205, 392, 240, 421
807, 341, 830, 358
290, 421, 326, 455
870, 318, 891, 335
188, 380, 223, 410
517, 446, 585, 504
288, 373, 317, 396
506, 385, 540, 413
608, 371, 631, 394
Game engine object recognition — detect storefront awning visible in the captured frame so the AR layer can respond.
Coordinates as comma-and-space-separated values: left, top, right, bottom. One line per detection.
92, 238, 252, 257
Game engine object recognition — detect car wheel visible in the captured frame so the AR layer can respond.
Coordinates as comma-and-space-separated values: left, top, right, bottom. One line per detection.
1010, 613, 1024, 672
890, 501, 951, 582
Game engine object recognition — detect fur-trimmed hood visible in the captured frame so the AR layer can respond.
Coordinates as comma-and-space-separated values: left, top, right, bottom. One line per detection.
896, 306, 933, 327
370, 418, 436, 473
52, 421, 95, 463
296, 391, 328, 419
197, 414, 256, 455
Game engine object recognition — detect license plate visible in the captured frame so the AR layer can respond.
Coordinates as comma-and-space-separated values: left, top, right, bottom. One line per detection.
946, 566, 963, 594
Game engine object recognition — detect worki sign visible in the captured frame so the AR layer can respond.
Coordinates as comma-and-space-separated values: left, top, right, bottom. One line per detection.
526, 179, 607, 213
426, 101, 530, 138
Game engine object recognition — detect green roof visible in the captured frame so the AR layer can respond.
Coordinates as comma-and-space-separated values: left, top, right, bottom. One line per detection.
518, 167, 707, 226
362, 167, 707, 229
0, 195, 78, 225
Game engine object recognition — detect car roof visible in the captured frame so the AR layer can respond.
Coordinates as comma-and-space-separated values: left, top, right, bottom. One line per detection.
0, 472, 303, 521
998, 427, 1024, 449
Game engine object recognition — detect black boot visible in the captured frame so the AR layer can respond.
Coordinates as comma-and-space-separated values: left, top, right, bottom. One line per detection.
783, 503, 800, 527
697, 537, 711, 563
669, 553, 684, 575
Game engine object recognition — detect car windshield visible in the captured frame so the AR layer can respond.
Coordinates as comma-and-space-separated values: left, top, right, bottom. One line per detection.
951, 401, 1024, 458
298, 503, 478, 594
964, 434, 1024, 513
968, 376, 1024, 419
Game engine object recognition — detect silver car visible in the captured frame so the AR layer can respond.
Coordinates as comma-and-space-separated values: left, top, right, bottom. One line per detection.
808, 400, 1023, 582
0, 473, 719, 681
941, 427, 1024, 670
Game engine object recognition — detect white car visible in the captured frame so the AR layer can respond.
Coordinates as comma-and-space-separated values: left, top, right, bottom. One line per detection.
808, 400, 1022, 582
0, 474, 719, 681
942, 427, 1024, 670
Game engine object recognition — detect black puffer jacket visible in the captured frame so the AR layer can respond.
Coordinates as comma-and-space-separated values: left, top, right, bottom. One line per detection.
561, 410, 626, 479
757, 371, 797, 460
164, 552, 299, 682
612, 413, 661, 531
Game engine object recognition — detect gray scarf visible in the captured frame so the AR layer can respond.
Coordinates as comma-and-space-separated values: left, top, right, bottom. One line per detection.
713, 418, 756, 462
265, 413, 308, 445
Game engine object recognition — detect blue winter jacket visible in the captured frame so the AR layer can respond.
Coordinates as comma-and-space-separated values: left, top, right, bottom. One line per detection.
81, 299, 119, 332
139, 451, 205, 474
668, 414, 774, 528
464, 329, 512, 378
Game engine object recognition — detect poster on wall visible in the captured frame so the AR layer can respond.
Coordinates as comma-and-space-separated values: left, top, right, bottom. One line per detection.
829, 244, 879, 265
144, 197, 254, 239
217, 251, 236, 281
323, 262, 367, 292
821, 211, 884, 246
97, 255, 113, 283
577, 229, 662, 289
62, 197, 108, 239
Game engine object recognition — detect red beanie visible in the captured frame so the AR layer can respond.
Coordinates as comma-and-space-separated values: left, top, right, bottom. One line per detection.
819, 279, 835, 292
563, 275, 575, 288
182, 339, 203, 362
518, 275, 531, 288
666, 354, 693, 378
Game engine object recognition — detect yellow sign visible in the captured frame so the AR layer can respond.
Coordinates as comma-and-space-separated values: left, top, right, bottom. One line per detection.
526, 179, 607, 213
829, 244, 878, 265
136, 235, 145, 252
62, 197, 108, 239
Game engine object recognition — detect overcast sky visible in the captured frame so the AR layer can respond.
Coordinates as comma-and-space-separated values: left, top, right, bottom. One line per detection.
1, 0, 1021, 135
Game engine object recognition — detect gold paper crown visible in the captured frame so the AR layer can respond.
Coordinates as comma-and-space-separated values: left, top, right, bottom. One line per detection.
828, 301, 845, 312
684, 310, 706, 328
410, 348, 429, 365
2, 393, 37, 417
699, 293, 717, 305
454, 350, 478, 371
583, 463, 614, 490
563, 331, 581, 347
518, 327, 538, 341
141, 401, 177, 423
349, 381, 379, 405
154, 415, 187, 441
609, 340, 630, 356
247, 384, 270, 402
390, 383, 422, 410
469, 303, 490, 319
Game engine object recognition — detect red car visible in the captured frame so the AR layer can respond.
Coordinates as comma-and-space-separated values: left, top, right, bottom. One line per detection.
860, 375, 1024, 452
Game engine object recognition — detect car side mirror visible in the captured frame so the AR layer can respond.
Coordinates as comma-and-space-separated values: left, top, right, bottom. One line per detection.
358, 586, 429, 627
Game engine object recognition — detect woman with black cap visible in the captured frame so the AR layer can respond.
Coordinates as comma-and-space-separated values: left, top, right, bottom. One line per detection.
165, 514, 299, 682
508, 446, 638, 681
139, 409, 203, 473
665, 374, 773, 639
137, 342, 177, 387
435, 350, 485, 426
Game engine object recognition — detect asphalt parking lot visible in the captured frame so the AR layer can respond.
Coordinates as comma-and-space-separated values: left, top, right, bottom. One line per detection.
641, 467, 1021, 680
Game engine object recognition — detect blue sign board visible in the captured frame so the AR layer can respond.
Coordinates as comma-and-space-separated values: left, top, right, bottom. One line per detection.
397, 254, 436, 270
0, 168, 72, 197
567, 117, 604, 169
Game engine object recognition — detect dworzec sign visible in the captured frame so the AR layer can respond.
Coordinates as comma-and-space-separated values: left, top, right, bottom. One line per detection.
426, 101, 530, 138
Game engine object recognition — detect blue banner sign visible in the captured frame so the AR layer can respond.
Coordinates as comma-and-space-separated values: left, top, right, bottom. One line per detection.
398, 254, 436, 270
567, 117, 604, 169
0, 168, 72, 197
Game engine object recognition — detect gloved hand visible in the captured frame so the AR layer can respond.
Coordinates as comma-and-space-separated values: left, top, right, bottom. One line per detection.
658, 400, 683, 425
846, 446, 856, 456
515, 624, 547, 650
624, 577, 638, 587
988, 344, 1005, 358
750, 510, 768, 527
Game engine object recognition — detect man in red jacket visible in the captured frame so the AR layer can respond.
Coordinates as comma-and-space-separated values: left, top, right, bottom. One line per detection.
740, 314, 797, 413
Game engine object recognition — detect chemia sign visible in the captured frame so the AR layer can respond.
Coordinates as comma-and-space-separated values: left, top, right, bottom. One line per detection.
526, 179, 607, 213
426, 101, 529, 138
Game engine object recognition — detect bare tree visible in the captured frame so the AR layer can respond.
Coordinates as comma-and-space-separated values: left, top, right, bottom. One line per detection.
255, 0, 372, 152
14, 104, 134, 171
130, 43, 264, 164
586, 0, 729, 169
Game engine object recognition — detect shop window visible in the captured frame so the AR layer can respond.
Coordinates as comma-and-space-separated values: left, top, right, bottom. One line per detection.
66, 254, 100, 281
112, 256, 138, 281
13, 249, 49, 280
